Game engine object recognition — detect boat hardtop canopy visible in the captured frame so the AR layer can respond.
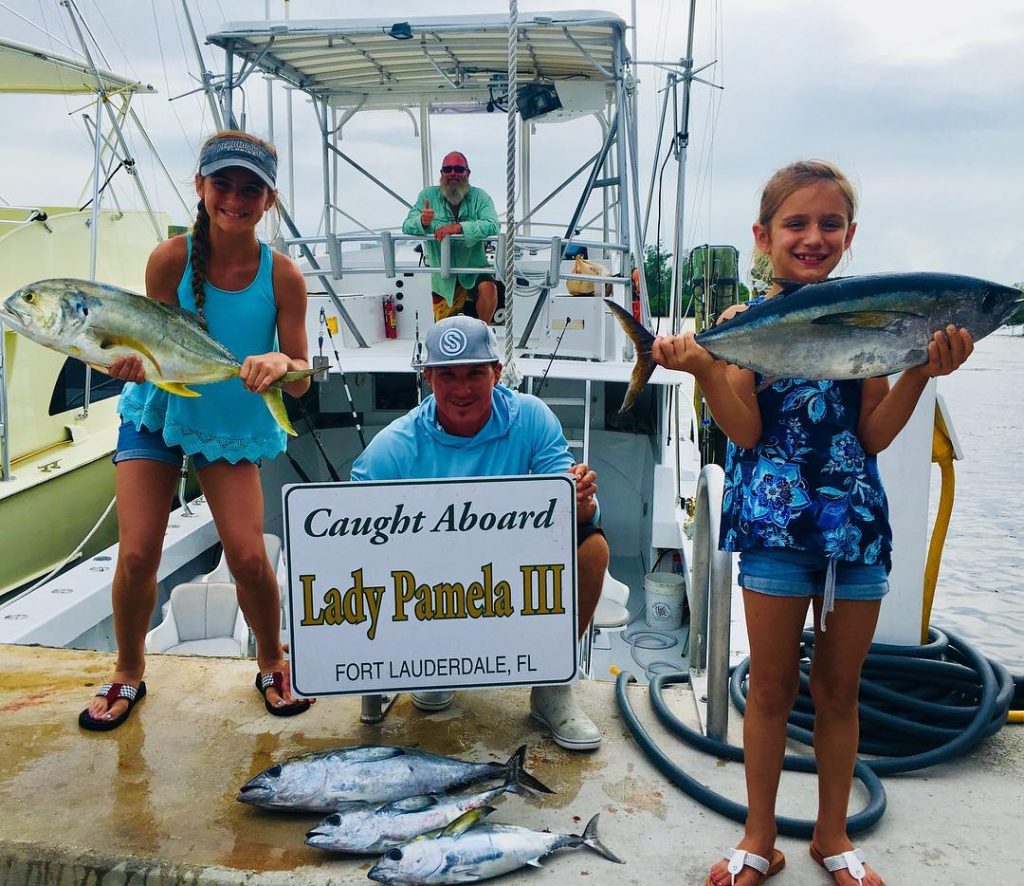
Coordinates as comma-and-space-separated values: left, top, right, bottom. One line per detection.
206, 10, 626, 111
0, 37, 156, 96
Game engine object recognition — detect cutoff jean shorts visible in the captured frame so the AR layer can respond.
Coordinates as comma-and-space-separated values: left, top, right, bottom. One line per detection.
112, 421, 254, 470
738, 548, 889, 601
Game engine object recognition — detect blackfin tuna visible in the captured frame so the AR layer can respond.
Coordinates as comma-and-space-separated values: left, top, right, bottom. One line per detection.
606, 272, 1022, 411
366, 808, 624, 884
238, 744, 552, 814
304, 751, 540, 854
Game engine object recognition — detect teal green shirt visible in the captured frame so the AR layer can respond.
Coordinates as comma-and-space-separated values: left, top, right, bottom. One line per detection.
402, 185, 499, 304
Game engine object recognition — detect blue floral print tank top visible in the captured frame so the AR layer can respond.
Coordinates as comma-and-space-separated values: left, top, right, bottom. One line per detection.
720, 375, 892, 571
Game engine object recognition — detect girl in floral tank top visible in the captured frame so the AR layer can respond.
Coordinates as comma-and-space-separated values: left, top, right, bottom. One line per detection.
652, 161, 974, 886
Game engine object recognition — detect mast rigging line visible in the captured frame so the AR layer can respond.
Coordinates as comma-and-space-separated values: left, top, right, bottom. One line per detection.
501, 0, 521, 389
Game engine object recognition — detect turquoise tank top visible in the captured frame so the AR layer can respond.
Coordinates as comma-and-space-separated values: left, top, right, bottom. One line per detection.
118, 237, 287, 463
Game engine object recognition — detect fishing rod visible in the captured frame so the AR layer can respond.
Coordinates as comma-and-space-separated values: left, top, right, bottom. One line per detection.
319, 306, 367, 451
533, 315, 572, 399
412, 309, 424, 404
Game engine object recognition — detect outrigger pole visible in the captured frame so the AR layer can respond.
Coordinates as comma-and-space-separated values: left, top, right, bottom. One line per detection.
61, 0, 165, 419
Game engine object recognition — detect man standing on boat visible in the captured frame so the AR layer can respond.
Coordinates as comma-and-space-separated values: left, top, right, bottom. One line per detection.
350, 315, 606, 751
403, 151, 500, 324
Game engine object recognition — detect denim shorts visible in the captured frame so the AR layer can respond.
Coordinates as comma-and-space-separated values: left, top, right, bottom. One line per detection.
738, 548, 889, 600
112, 421, 246, 471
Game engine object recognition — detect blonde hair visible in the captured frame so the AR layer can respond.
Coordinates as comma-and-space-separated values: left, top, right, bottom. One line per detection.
751, 160, 857, 289
191, 130, 278, 319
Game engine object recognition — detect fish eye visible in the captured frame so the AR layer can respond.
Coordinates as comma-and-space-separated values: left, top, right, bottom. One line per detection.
24, 292, 36, 304
326, 813, 341, 825
385, 849, 403, 861
267, 765, 282, 778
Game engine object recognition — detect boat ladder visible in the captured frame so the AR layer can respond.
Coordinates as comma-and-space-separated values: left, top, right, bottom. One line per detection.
527, 377, 593, 466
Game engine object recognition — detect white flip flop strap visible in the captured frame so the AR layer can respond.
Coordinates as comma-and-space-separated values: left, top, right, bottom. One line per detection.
823, 849, 866, 883
725, 848, 770, 883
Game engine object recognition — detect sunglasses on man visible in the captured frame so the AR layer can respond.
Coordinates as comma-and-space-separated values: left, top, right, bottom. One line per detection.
440, 165, 469, 174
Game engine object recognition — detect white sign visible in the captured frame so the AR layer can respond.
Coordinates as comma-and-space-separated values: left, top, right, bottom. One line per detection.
282, 475, 578, 697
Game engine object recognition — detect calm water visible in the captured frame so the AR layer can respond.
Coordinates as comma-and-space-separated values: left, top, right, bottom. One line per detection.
927, 330, 1024, 674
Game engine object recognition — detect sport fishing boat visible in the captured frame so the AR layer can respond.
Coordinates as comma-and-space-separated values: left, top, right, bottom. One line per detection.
0, 5, 1019, 884
0, 32, 172, 599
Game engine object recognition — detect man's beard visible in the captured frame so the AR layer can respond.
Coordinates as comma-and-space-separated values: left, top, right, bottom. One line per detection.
440, 178, 470, 205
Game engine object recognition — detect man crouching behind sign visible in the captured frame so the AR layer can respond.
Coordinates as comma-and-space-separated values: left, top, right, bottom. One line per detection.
350, 315, 607, 751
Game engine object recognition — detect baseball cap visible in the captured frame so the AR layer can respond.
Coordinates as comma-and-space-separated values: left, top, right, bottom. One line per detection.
420, 315, 500, 367
199, 136, 277, 188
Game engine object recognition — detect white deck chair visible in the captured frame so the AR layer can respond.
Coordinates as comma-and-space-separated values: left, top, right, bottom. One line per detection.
197, 533, 283, 583
145, 582, 247, 656
580, 570, 631, 677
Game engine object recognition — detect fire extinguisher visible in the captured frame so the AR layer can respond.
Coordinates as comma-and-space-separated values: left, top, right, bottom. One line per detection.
631, 267, 642, 321
383, 294, 398, 339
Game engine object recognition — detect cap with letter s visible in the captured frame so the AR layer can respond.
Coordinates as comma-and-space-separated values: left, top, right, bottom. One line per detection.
419, 315, 500, 367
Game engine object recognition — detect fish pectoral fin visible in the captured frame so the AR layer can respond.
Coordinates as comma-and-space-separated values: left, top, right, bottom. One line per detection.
152, 381, 201, 398
526, 858, 546, 869
446, 865, 485, 880
811, 310, 922, 332
385, 795, 437, 813
439, 806, 495, 838
93, 329, 162, 372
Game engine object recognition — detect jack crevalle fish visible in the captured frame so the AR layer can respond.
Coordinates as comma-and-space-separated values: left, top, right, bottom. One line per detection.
305, 751, 540, 854
607, 272, 1023, 412
238, 744, 552, 814
0, 277, 316, 435
367, 808, 624, 884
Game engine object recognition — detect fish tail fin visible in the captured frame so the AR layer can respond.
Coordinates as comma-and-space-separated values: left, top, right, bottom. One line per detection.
604, 299, 655, 351
273, 367, 319, 387
506, 744, 555, 795
621, 349, 656, 414
261, 388, 298, 436
580, 814, 625, 864
603, 300, 656, 414
152, 380, 201, 398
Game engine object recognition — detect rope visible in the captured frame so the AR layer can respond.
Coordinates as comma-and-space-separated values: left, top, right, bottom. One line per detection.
500, 0, 522, 389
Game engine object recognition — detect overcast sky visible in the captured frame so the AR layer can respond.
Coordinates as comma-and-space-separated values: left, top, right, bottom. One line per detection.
1, 0, 1022, 287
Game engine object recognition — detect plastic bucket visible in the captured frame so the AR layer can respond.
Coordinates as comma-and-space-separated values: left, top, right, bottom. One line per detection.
644, 572, 686, 631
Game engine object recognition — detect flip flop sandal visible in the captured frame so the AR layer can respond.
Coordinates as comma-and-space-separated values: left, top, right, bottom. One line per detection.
810, 845, 869, 885
256, 672, 310, 717
78, 681, 147, 731
706, 847, 785, 885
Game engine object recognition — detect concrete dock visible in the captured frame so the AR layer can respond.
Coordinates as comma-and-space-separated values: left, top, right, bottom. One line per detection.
0, 643, 1020, 884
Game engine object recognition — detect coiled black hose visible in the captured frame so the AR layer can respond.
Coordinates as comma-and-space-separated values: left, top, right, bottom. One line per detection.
615, 625, 1013, 838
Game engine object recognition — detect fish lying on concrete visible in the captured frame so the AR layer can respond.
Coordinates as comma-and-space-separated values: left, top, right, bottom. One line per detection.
305, 751, 537, 854
367, 807, 624, 884
606, 272, 1023, 412
0, 277, 317, 435
238, 744, 552, 814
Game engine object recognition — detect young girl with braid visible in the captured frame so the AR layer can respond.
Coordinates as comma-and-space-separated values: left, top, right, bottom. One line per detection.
80, 131, 314, 730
